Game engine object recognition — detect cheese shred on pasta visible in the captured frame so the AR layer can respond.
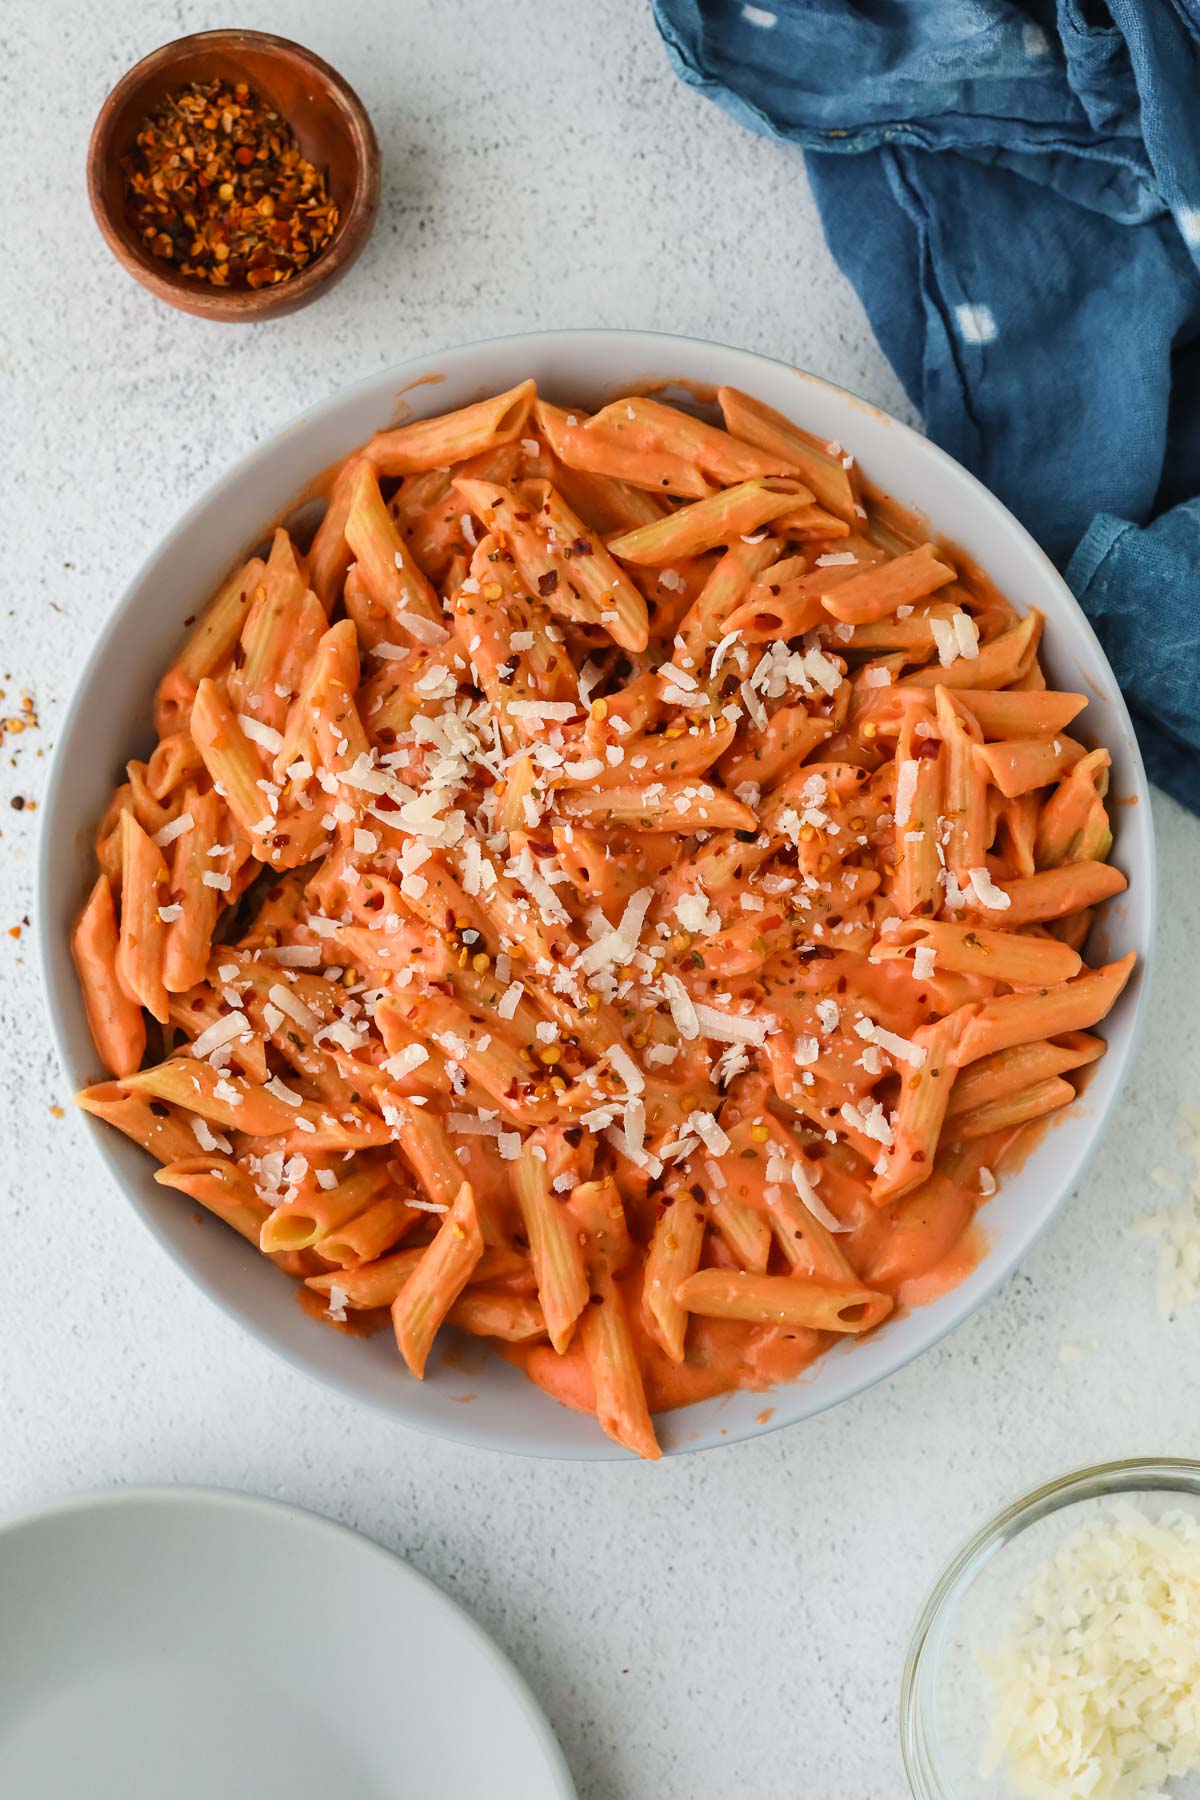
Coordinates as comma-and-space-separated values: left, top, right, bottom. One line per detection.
983, 1504, 1200, 1800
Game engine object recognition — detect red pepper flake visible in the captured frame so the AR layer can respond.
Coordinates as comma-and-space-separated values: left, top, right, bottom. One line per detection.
120, 77, 339, 289
537, 571, 559, 596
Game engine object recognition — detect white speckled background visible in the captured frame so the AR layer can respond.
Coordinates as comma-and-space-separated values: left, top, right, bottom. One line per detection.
2, 3, 1198, 1795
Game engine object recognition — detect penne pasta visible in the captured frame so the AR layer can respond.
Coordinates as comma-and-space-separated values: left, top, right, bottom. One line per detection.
115, 811, 170, 1025
314, 1189, 419, 1268
75, 1081, 200, 1165
675, 1270, 893, 1334
906, 611, 1042, 691
155, 555, 265, 734
306, 1247, 426, 1311
674, 536, 784, 666
949, 1074, 1076, 1140
146, 730, 206, 800
453, 475, 650, 653
974, 734, 1085, 800
954, 954, 1136, 1066
161, 787, 229, 994
366, 380, 536, 475
642, 1194, 706, 1363
344, 460, 443, 637
513, 1135, 590, 1355
962, 859, 1126, 926
710, 1193, 773, 1272
123, 1057, 392, 1147
391, 1181, 484, 1378
719, 706, 833, 794
70, 376, 1135, 1458
447, 1288, 547, 1343
945, 1033, 1105, 1119
573, 1176, 660, 1459
307, 456, 360, 612
72, 875, 146, 1077
583, 394, 799, 487
227, 530, 325, 732
954, 689, 1087, 739
819, 542, 956, 625
875, 920, 1083, 986
260, 1165, 392, 1254
534, 396, 714, 499
936, 685, 989, 885
717, 386, 861, 523
1035, 747, 1113, 868
606, 477, 814, 565
887, 707, 943, 918
516, 479, 650, 653
556, 781, 756, 833
871, 1011, 971, 1206
155, 1155, 268, 1240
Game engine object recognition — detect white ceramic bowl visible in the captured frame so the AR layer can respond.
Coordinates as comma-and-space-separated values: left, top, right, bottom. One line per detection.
38, 330, 1155, 1459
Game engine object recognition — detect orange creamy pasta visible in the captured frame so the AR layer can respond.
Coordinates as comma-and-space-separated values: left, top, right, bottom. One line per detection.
71, 380, 1134, 1458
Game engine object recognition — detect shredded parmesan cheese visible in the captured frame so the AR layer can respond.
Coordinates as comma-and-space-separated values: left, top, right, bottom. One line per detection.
912, 943, 938, 982
577, 887, 653, 977
661, 974, 699, 1040
930, 614, 962, 667
693, 1004, 769, 1048
967, 866, 1012, 910
153, 812, 193, 849
268, 983, 320, 1036
238, 714, 284, 755
894, 761, 919, 829
983, 1503, 1200, 1800
190, 1011, 250, 1060
853, 1015, 927, 1069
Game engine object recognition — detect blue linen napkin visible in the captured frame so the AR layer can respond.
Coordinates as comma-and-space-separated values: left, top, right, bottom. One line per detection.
652, 0, 1200, 808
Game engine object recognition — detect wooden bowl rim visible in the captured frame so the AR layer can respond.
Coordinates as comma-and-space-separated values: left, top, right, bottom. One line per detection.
86, 27, 380, 321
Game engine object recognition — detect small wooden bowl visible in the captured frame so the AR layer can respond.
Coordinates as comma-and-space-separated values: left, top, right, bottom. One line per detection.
87, 29, 380, 322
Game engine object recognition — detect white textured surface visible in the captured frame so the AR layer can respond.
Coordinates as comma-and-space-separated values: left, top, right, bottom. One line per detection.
1, 4, 1197, 1797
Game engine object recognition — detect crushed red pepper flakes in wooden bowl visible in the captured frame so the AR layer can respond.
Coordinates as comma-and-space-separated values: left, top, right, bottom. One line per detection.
87, 30, 380, 322
121, 76, 340, 291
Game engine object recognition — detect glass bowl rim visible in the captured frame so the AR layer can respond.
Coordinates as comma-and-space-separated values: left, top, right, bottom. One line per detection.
900, 1455, 1200, 1799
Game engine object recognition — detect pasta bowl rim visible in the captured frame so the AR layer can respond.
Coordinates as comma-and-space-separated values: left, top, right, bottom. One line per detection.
36, 327, 1156, 1460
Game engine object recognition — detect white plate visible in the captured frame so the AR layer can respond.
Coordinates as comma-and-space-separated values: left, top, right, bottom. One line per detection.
39, 329, 1155, 1458
0, 1487, 575, 1800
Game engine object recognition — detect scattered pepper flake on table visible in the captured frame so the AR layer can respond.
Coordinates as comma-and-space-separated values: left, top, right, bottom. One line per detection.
120, 77, 339, 289
0, 690, 37, 734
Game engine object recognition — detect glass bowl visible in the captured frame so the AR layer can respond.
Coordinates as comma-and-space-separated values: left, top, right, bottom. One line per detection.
901, 1457, 1200, 1799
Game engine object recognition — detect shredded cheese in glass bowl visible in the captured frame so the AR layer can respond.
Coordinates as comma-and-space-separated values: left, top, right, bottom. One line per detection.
902, 1459, 1200, 1800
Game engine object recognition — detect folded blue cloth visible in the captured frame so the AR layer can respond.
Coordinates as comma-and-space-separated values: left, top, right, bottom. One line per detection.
652, 0, 1200, 808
